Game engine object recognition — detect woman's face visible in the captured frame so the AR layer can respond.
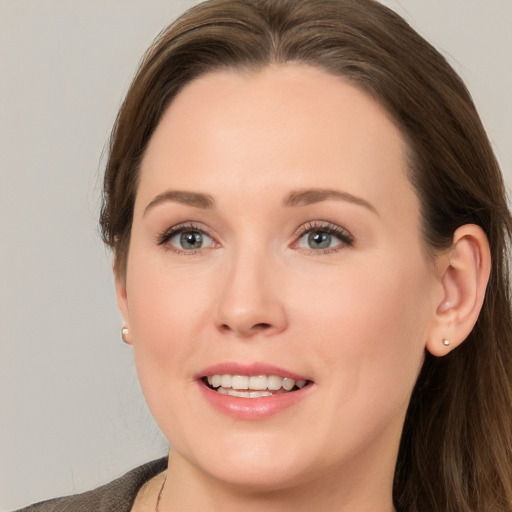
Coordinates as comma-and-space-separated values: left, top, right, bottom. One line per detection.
118, 64, 442, 491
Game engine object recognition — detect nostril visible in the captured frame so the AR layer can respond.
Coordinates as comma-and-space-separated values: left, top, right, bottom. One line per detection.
253, 323, 272, 331
219, 322, 273, 335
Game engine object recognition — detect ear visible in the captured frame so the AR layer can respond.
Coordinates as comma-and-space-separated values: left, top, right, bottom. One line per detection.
426, 224, 491, 357
114, 263, 132, 345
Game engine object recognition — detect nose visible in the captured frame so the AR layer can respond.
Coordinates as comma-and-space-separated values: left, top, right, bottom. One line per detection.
214, 249, 288, 338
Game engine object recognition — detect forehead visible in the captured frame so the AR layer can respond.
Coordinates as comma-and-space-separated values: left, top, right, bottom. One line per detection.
138, 63, 417, 221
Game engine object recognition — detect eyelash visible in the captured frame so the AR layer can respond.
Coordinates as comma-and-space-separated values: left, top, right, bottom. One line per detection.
156, 220, 354, 255
157, 222, 215, 255
292, 221, 354, 255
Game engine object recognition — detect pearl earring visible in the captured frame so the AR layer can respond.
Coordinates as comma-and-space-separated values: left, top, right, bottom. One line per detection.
121, 326, 131, 344
442, 338, 450, 346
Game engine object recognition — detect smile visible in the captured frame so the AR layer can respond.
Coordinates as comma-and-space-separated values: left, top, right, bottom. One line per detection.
203, 374, 309, 398
196, 363, 314, 419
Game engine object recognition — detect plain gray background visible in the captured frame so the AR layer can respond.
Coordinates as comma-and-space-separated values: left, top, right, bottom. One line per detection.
1, 1, 511, 510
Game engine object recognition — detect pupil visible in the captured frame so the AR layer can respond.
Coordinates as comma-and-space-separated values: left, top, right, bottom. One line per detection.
181, 231, 202, 249
308, 231, 331, 249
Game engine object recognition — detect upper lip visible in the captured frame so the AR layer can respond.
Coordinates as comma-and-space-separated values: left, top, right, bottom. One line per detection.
195, 362, 311, 382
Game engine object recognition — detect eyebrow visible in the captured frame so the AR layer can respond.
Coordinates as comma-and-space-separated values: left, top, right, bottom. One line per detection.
143, 187, 377, 216
284, 188, 378, 214
144, 190, 215, 215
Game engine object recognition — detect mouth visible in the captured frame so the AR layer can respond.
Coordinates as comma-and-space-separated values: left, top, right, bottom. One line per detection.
197, 364, 314, 419
201, 374, 312, 398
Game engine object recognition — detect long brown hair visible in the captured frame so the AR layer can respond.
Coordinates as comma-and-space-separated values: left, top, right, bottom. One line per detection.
99, 1, 512, 510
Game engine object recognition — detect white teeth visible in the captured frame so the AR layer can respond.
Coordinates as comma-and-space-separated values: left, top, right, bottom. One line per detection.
220, 374, 232, 388
282, 377, 294, 391
206, 374, 309, 395
231, 375, 249, 389
250, 391, 273, 398
267, 375, 283, 390
231, 390, 250, 398
225, 389, 273, 398
249, 375, 268, 390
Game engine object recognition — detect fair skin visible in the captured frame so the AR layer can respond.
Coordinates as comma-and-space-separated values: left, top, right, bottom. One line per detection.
119, 64, 490, 512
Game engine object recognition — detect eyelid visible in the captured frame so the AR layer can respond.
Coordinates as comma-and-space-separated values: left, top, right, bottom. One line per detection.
156, 222, 219, 254
293, 220, 353, 239
291, 220, 354, 253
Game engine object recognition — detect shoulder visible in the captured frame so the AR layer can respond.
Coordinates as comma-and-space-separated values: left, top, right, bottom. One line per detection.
14, 458, 168, 512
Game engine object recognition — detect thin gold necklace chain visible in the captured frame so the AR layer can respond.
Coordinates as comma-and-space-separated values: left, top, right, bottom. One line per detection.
155, 474, 167, 512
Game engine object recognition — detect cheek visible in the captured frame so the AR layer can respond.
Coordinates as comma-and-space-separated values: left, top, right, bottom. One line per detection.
125, 260, 215, 443
293, 251, 432, 411
271, 255, 433, 466
125, 253, 214, 388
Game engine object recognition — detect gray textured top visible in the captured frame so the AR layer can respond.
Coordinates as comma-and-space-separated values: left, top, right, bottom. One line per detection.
14, 458, 168, 512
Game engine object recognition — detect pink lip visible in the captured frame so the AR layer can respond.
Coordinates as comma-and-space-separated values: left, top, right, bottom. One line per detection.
195, 362, 314, 421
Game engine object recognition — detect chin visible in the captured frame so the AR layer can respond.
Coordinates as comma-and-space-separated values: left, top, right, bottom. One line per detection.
181, 431, 316, 492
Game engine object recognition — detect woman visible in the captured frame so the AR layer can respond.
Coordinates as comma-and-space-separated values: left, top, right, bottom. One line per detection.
16, 0, 512, 510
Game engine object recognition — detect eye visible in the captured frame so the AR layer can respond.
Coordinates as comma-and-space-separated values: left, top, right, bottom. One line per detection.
171, 230, 212, 250
293, 221, 354, 253
301, 231, 336, 250
158, 224, 216, 254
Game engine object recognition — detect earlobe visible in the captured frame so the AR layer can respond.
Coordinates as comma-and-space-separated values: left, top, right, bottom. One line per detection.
426, 224, 491, 357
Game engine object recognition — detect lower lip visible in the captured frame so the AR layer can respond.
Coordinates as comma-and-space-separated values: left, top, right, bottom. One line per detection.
197, 381, 313, 420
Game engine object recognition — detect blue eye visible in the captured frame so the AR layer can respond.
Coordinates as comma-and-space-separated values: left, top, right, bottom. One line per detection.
297, 230, 340, 250
170, 230, 213, 250
295, 222, 353, 252
158, 225, 215, 253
